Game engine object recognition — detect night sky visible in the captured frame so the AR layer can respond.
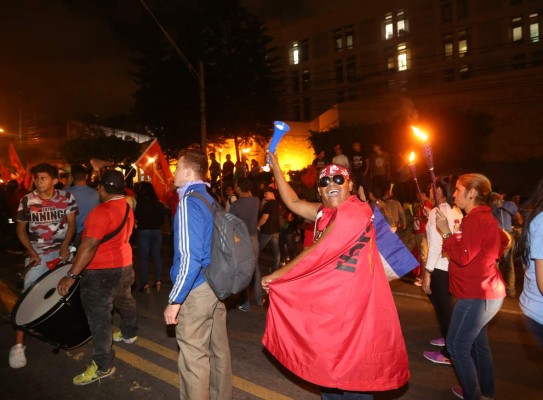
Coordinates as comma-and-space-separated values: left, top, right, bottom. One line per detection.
0, 0, 359, 132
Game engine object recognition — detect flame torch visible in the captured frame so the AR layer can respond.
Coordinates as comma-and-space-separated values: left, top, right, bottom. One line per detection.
412, 126, 439, 208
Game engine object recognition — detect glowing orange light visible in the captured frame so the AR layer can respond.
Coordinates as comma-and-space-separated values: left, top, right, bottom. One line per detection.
409, 151, 415, 164
411, 126, 428, 142
242, 148, 250, 154
147, 156, 156, 165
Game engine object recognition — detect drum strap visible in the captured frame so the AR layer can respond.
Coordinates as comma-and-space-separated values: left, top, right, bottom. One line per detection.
100, 204, 130, 244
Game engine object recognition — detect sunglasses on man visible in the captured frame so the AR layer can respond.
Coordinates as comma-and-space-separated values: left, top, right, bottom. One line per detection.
318, 175, 347, 188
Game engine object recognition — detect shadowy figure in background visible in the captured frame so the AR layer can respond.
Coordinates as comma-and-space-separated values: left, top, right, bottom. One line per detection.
135, 181, 166, 292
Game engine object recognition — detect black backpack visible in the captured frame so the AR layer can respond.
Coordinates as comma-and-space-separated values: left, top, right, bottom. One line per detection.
187, 192, 256, 300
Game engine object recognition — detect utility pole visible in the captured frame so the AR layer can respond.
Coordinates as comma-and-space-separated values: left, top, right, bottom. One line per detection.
140, 0, 207, 151
199, 61, 207, 151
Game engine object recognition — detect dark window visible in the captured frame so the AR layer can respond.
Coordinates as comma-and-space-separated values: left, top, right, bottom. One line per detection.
441, 0, 452, 23
533, 50, 543, 66
513, 54, 526, 69
292, 101, 301, 121
457, 0, 467, 19
444, 68, 455, 82
347, 56, 356, 81
335, 60, 344, 83
303, 98, 311, 121
348, 88, 357, 101
300, 39, 309, 62
302, 69, 310, 91
291, 71, 299, 93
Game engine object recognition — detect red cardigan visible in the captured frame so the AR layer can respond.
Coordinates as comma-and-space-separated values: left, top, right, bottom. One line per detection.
443, 205, 506, 299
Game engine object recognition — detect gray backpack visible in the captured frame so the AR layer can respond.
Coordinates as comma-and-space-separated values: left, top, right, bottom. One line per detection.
188, 192, 256, 300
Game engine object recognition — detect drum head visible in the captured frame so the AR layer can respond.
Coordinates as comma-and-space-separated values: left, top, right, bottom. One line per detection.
13, 264, 76, 327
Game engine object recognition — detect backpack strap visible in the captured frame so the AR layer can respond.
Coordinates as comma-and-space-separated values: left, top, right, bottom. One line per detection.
101, 203, 130, 244
186, 192, 221, 215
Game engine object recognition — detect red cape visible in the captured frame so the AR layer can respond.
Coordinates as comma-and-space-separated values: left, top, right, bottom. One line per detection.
262, 196, 409, 391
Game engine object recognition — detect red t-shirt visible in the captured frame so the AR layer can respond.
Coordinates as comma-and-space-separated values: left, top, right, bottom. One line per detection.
83, 197, 134, 270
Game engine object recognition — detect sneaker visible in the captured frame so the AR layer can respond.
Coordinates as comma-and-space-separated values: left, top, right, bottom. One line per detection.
452, 384, 464, 399
9, 344, 26, 369
429, 337, 446, 347
112, 331, 137, 344
237, 305, 248, 312
414, 278, 423, 287
73, 360, 116, 385
423, 350, 452, 365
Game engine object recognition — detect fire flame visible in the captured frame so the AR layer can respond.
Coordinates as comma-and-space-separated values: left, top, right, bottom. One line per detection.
411, 126, 428, 142
409, 151, 415, 163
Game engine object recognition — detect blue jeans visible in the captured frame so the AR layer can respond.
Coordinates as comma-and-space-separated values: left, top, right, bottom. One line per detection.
137, 229, 163, 285
80, 267, 138, 371
24, 250, 61, 291
447, 298, 503, 400
321, 388, 373, 399
259, 232, 280, 272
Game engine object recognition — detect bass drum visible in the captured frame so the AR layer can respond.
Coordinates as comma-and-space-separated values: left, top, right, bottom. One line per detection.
12, 263, 91, 349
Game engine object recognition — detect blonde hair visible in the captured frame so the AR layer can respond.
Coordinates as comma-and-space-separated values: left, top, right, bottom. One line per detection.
457, 173, 492, 205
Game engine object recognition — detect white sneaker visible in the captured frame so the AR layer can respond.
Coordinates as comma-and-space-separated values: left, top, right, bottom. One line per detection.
9, 344, 27, 368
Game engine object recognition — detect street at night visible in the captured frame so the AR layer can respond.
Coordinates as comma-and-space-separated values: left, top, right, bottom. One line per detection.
1, 247, 542, 399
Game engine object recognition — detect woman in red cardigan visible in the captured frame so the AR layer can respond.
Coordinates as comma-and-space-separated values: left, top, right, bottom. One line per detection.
436, 174, 507, 400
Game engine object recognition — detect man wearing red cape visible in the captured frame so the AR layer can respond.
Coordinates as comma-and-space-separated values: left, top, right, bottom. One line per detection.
262, 153, 409, 399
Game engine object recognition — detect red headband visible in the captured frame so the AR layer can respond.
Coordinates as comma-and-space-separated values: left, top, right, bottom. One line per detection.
319, 164, 350, 180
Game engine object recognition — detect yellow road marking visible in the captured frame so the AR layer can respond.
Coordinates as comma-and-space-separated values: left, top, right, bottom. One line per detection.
115, 336, 293, 399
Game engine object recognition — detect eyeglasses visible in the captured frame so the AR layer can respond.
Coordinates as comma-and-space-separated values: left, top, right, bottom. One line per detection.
318, 175, 346, 187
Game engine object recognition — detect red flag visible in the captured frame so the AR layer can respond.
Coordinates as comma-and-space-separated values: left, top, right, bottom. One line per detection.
135, 140, 175, 204
263, 197, 409, 391
0, 162, 11, 182
23, 161, 34, 190
8, 144, 25, 183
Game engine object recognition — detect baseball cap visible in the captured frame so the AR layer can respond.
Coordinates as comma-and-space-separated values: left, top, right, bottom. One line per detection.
99, 170, 125, 194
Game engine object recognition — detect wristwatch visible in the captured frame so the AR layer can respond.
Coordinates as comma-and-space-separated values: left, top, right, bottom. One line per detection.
65, 271, 81, 280
442, 232, 452, 240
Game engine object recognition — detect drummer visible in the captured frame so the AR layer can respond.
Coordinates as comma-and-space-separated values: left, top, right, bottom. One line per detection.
57, 170, 138, 386
9, 163, 78, 369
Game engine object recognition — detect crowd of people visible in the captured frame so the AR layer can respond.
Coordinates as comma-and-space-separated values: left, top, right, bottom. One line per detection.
1, 142, 542, 400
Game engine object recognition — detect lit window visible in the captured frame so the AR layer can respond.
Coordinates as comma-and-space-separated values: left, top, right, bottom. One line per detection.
458, 39, 468, 57
397, 43, 408, 71
387, 55, 395, 72
445, 42, 453, 57
530, 14, 539, 43
289, 42, 300, 65
335, 29, 343, 52
385, 13, 393, 39
460, 64, 469, 79
346, 25, 354, 49
512, 17, 523, 42
444, 34, 453, 58
397, 10, 407, 36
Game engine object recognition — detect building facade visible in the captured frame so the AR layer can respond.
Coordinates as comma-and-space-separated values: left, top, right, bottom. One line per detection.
268, 0, 543, 161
